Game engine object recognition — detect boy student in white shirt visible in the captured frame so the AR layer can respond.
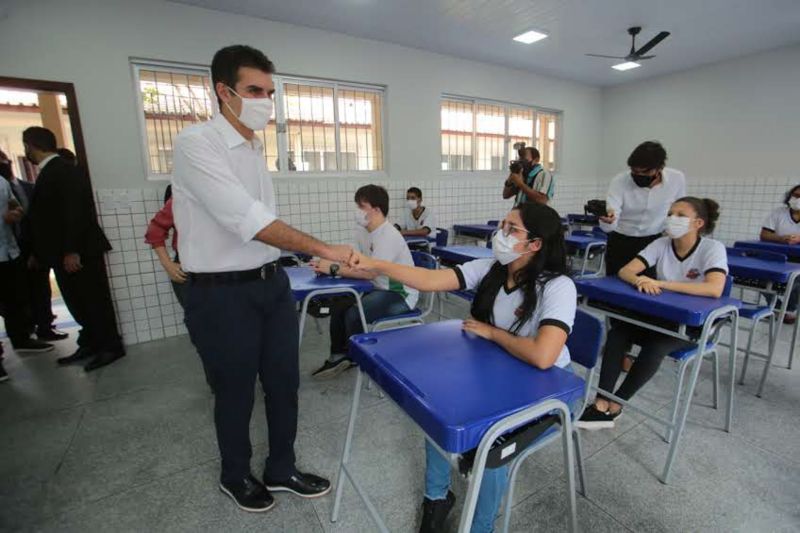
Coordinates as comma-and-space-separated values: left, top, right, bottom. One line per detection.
579, 197, 727, 430
503, 147, 554, 206
349, 202, 576, 533
398, 187, 437, 237
759, 184, 800, 323
311, 185, 419, 378
599, 141, 686, 277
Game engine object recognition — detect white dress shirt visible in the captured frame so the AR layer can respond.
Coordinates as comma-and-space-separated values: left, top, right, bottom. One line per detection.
172, 115, 278, 273
599, 167, 686, 237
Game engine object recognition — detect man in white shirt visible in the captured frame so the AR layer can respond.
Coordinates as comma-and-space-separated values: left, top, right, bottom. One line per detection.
312, 185, 418, 378
172, 45, 352, 513
599, 141, 686, 276
397, 187, 437, 238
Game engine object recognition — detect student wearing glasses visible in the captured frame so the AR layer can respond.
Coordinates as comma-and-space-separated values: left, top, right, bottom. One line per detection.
599, 141, 686, 277
350, 203, 575, 533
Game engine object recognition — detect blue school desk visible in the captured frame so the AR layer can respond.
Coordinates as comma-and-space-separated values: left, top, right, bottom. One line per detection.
331, 320, 585, 532
431, 245, 493, 265
566, 213, 599, 230
734, 240, 800, 261
726, 253, 800, 396
565, 233, 607, 277
575, 276, 740, 483
285, 266, 374, 347
453, 223, 497, 242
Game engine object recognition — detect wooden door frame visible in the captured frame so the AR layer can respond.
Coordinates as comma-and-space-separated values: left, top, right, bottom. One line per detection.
0, 76, 93, 186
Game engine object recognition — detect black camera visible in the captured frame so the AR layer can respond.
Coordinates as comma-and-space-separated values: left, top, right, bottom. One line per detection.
584, 199, 607, 217
508, 142, 530, 175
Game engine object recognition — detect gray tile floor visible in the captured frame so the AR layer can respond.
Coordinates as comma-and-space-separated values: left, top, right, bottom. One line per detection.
2, 298, 799, 532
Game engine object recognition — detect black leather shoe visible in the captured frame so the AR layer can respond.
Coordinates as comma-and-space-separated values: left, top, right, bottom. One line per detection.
12, 339, 54, 354
419, 491, 455, 533
57, 347, 94, 366
219, 475, 275, 513
37, 329, 69, 341
264, 471, 331, 498
84, 350, 126, 372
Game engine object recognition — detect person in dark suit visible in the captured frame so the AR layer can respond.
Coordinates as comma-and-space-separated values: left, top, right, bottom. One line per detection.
22, 127, 125, 372
0, 149, 66, 342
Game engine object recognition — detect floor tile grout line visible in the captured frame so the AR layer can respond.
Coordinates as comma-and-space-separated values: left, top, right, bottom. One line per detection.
52, 406, 87, 476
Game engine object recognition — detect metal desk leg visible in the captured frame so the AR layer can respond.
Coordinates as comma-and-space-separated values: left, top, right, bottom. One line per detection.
661, 352, 705, 483
757, 272, 798, 397
726, 314, 739, 432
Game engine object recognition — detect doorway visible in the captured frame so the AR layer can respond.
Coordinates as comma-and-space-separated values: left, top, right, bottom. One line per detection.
0, 76, 93, 338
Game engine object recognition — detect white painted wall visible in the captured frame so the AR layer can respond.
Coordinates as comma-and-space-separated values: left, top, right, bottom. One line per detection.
0, 0, 602, 190
600, 43, 800, 180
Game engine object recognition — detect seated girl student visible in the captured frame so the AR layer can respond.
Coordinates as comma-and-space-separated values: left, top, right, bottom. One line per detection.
397, 187, 437, 238
759, 184, 800, 324
310, 184, 418, 379
578, 197, 727, 430
350, 203, 576, 533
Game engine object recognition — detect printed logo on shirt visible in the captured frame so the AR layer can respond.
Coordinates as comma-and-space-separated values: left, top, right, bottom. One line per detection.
686, 268, 701, 280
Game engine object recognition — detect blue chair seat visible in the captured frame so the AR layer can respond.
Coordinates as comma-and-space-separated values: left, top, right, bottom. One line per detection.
668, 342, 716, 361
371, 308, 423, 325
738, 304, 773, 320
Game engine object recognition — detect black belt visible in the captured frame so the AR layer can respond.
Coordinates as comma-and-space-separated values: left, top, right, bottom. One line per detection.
187, 261, 280, 286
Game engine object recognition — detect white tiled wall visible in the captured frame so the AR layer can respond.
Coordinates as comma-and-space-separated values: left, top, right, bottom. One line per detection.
95, 175, 796, 345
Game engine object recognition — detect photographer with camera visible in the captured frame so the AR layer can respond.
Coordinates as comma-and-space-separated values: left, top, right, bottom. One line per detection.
599, 141, 686, 276
502, 144, 554, 206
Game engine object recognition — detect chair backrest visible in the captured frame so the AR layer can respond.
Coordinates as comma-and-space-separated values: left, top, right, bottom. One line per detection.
727, 246, 787, 263
411, 250, 438, 270
566, 309, 604, 371
434, 228, 449, 247
487, 220, 499, 227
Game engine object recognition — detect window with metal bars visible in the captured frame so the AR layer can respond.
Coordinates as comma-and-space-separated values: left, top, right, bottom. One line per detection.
132, 60, 385, 178
440, 96, 561, 173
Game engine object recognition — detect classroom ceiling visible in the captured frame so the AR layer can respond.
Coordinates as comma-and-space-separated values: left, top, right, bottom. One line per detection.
173, 0, 800, 86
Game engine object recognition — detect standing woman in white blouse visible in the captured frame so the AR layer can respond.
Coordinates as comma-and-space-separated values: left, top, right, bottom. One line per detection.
599, 141, 686, 276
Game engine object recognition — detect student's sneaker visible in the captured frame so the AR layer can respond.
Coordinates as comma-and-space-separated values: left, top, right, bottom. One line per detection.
0, 360, 8, 383
419, 491, 455, 533
576, 406, 621, 430
311, 357, 355, 379
13, 339, 54, 354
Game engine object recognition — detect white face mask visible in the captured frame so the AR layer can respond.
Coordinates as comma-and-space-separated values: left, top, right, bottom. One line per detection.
789, 197, 800, 211
224, 86, 273, 131
406, 199, 419, 210
665, 215, 692, 239
355, 209, 370, 227
492, 230, 529, 265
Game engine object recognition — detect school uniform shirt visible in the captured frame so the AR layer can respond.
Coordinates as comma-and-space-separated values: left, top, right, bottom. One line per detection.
761, 206, 800, 237
516, 164, 554, 205
355, 220, 419, 308
454, 258, 575, 368
636, 236, 728, 283
172, 114, 279, 273
401, 205, 437, 235
600, 167, 686, 237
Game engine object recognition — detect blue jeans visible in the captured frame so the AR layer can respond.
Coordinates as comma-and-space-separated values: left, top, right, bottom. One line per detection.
423, 365, 576, 533
329, 289, 410, 356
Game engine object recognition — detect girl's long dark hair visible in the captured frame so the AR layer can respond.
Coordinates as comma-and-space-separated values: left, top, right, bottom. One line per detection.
470, 203, 568, 334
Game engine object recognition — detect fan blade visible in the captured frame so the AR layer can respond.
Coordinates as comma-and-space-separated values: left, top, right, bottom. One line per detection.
634, 31, 670, 56
585, 53, 627, 59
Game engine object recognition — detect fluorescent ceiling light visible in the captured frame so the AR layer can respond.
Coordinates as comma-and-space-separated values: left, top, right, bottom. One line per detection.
612, 61, 641, 71
513, 30, 548, 44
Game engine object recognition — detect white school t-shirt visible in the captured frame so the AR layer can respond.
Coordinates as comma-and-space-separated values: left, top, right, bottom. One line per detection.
354, 221, 419, 308
636, 236, 728, 282
401, 206, 437, 235
454, 258, 575, 368
761, 206, 800, 237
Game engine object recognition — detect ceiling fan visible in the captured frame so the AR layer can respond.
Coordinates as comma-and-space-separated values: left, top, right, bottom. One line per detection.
586, 26, 670, 63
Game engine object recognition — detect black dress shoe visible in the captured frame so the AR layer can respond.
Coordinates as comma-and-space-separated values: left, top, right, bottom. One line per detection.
13, 339, 55, 354
37, 329, 69, 341
264, 471, 331, 498
419, 491, 455, 533
57, 347, 94, 366
219, 475, 275, 512
84, 350, 126, 372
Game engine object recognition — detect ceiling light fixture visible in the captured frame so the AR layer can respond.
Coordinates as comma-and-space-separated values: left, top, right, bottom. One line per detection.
612, 61, 641, 71
513, 30, 548, 44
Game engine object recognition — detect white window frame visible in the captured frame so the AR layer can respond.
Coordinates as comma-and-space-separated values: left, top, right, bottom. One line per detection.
440, 94, 562, 175
130, 58, 216, 181
130, 59, 388, 180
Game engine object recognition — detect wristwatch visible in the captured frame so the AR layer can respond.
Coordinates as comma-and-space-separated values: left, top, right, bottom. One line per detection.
329, 263, 340, 277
